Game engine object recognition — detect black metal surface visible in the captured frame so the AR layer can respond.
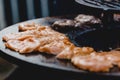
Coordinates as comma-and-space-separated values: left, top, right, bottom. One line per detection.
74, 27, 120, 51
1, 17, 120, 77
75, 0, 120, 11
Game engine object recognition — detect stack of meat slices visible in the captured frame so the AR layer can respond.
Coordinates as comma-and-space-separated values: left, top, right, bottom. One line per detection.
2, 23, 94, 58
3, 22, 120, 72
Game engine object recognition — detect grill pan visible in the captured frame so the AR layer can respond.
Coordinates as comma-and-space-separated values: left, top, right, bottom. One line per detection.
1, 16, 120, 77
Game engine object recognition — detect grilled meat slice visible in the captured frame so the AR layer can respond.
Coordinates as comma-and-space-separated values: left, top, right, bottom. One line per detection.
75, 14, 101, 25
72, 51, 120, 72
4, 35, 70, 54
18, 23, 40, 31
5, 38, 40, 53
38, 40, 73, 55
56, 47, 94, 59
3, 25, 66, 41
2, 31, 35, 41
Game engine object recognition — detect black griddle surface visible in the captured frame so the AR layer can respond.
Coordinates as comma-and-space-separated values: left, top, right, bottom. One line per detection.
0, 17, 120, 77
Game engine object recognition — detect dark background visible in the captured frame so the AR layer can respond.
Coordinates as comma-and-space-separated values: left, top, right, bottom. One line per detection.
4, 0, 80, 26
2, 0, 101, 27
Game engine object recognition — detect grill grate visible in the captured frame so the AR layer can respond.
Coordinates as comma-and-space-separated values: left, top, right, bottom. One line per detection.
84, 0, 120, 10
76, 0, 120, 11
85, 0, 120, 9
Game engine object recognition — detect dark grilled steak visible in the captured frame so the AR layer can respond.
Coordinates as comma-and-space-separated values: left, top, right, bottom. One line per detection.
51, 19, 76, 32
75, 14, 101, 26
51, 14, 101, 31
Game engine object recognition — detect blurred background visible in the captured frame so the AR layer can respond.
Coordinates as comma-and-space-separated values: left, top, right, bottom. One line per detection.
0, 0, 102, 30
0, 0, 83, 30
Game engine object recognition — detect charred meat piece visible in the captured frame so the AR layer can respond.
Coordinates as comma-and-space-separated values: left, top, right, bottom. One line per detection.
51, 19, 76, 32
51, 14, 101, 31
75, 14, 101, 26
72, 51, 120, 72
